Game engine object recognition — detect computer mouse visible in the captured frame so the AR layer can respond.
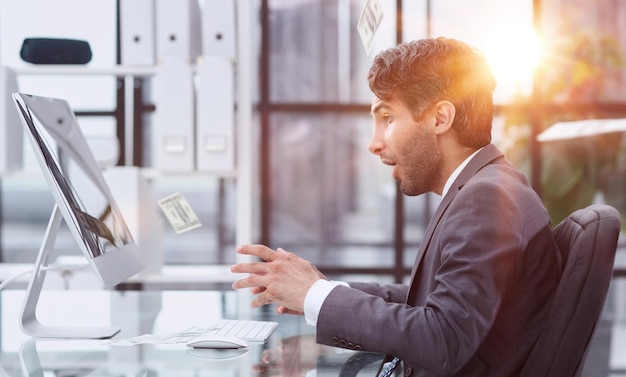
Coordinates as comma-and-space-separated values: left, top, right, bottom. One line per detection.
186, 335, 249, 349
186, 347, 249, 361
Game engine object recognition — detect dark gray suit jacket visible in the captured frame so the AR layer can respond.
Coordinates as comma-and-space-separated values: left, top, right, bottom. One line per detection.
316, 144, 561, 377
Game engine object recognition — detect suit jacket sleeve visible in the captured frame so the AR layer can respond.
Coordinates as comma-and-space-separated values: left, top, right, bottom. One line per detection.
347, 282, 408, 303
315, 171, 556, 375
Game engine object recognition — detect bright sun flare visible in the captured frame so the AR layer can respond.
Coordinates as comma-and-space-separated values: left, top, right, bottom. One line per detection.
483, 29, 544, 88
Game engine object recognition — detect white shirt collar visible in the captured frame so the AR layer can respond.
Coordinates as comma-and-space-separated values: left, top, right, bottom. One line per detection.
441, 147, 483, 198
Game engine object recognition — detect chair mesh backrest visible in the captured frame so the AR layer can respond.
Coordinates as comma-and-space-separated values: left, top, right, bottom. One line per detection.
520, 204, 620, 377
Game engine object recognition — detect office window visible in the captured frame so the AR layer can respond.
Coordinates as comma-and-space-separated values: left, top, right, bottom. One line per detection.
268, 0, 396, 104
262, 1, 402, 277
262, 0, 541, 280
267, 112, 394, 266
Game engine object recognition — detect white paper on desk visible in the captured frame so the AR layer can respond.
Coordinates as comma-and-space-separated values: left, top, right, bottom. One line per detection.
104, 334, 163, 346
103, 326, 209, 346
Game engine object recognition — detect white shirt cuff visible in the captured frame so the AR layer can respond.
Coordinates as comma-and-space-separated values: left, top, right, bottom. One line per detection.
303, 280, 348, 326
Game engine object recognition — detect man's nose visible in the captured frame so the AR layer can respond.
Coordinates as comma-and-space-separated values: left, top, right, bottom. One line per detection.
368, 131, 384, 156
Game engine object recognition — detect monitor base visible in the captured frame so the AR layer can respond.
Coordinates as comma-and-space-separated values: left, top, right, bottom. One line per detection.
19, 205, 119, 340
21, 322, 120, 339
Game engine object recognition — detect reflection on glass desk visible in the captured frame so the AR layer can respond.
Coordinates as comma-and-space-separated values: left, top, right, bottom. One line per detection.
0, 289, 384, 376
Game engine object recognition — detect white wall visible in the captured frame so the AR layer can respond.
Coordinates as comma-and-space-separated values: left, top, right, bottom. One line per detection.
0, 0, 117, 108
0, 0, 118, 170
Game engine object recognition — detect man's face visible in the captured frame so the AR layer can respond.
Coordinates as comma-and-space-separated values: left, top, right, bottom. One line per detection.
368, 94, 443, 196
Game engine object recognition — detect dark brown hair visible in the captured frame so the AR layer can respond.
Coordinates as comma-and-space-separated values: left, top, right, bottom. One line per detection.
368, 37, 496, 148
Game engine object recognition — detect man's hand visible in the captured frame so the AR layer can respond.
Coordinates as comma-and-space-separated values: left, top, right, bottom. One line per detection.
231, 245, 327, 314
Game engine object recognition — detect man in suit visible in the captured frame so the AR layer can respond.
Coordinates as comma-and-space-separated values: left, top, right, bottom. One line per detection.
231, 37, 561, 377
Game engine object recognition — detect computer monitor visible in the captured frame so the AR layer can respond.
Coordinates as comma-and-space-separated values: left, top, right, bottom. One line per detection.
12, 92, 145, 338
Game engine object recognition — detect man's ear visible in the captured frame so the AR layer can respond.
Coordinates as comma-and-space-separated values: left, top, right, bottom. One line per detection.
433, 100, 455, 136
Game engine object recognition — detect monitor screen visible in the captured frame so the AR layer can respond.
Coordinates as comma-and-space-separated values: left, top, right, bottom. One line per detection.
13, 93, 145, 288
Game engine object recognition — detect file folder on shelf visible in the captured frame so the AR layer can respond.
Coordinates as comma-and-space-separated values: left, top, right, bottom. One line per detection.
196, 57, 235, 173
120, 0, 156, 66
152, 58, 195, 172
202, 0, 236, 60
155, 0, 202, 60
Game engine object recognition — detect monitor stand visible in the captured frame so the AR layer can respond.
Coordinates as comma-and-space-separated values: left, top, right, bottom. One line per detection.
19, 204, 120, 339
18, 338, 43, 377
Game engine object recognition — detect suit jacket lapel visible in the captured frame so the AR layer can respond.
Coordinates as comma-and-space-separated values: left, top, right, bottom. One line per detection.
405, 144, 504, 303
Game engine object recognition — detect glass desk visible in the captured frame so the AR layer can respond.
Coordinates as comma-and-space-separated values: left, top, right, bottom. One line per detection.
0, 289, 384, 376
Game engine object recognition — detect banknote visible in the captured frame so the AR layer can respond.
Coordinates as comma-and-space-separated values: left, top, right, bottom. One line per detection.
158, 192, 202, 234
357, 0, 384, 54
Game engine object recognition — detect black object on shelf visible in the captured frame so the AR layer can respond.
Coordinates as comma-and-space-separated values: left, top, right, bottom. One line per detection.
20, 37, 92, 65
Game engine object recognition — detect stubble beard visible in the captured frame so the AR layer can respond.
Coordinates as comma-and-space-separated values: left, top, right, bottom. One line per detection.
398, 134, 443, 197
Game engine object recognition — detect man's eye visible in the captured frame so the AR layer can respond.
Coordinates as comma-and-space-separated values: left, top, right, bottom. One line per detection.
383, 114, 391, 123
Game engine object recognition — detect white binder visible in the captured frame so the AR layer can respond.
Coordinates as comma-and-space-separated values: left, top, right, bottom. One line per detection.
152, 58, 195, 172
0, 66, 22, 173
202, 0, 236, 60
196, 57, 235, 173
120, 0, 156, 65
155, 0, 202, 60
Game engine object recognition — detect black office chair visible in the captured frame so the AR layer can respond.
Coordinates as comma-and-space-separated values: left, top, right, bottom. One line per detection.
520, 204, 621, 377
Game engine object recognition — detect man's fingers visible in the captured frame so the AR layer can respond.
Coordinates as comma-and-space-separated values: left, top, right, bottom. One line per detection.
230, 261, 269, 275
250, 293, 273, 308
251, 286, 267, 295
237, 244, 282, 262
232, 273, 266, 290
276, 306, 304, 316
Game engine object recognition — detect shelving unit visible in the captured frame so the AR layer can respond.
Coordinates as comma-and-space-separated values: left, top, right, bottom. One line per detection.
0, 0, 256, 288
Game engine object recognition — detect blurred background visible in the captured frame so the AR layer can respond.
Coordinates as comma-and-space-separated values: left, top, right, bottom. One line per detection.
0, 1, 625, 374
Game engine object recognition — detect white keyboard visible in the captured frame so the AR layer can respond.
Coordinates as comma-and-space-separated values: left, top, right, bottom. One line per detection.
172, 319, 278, 343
